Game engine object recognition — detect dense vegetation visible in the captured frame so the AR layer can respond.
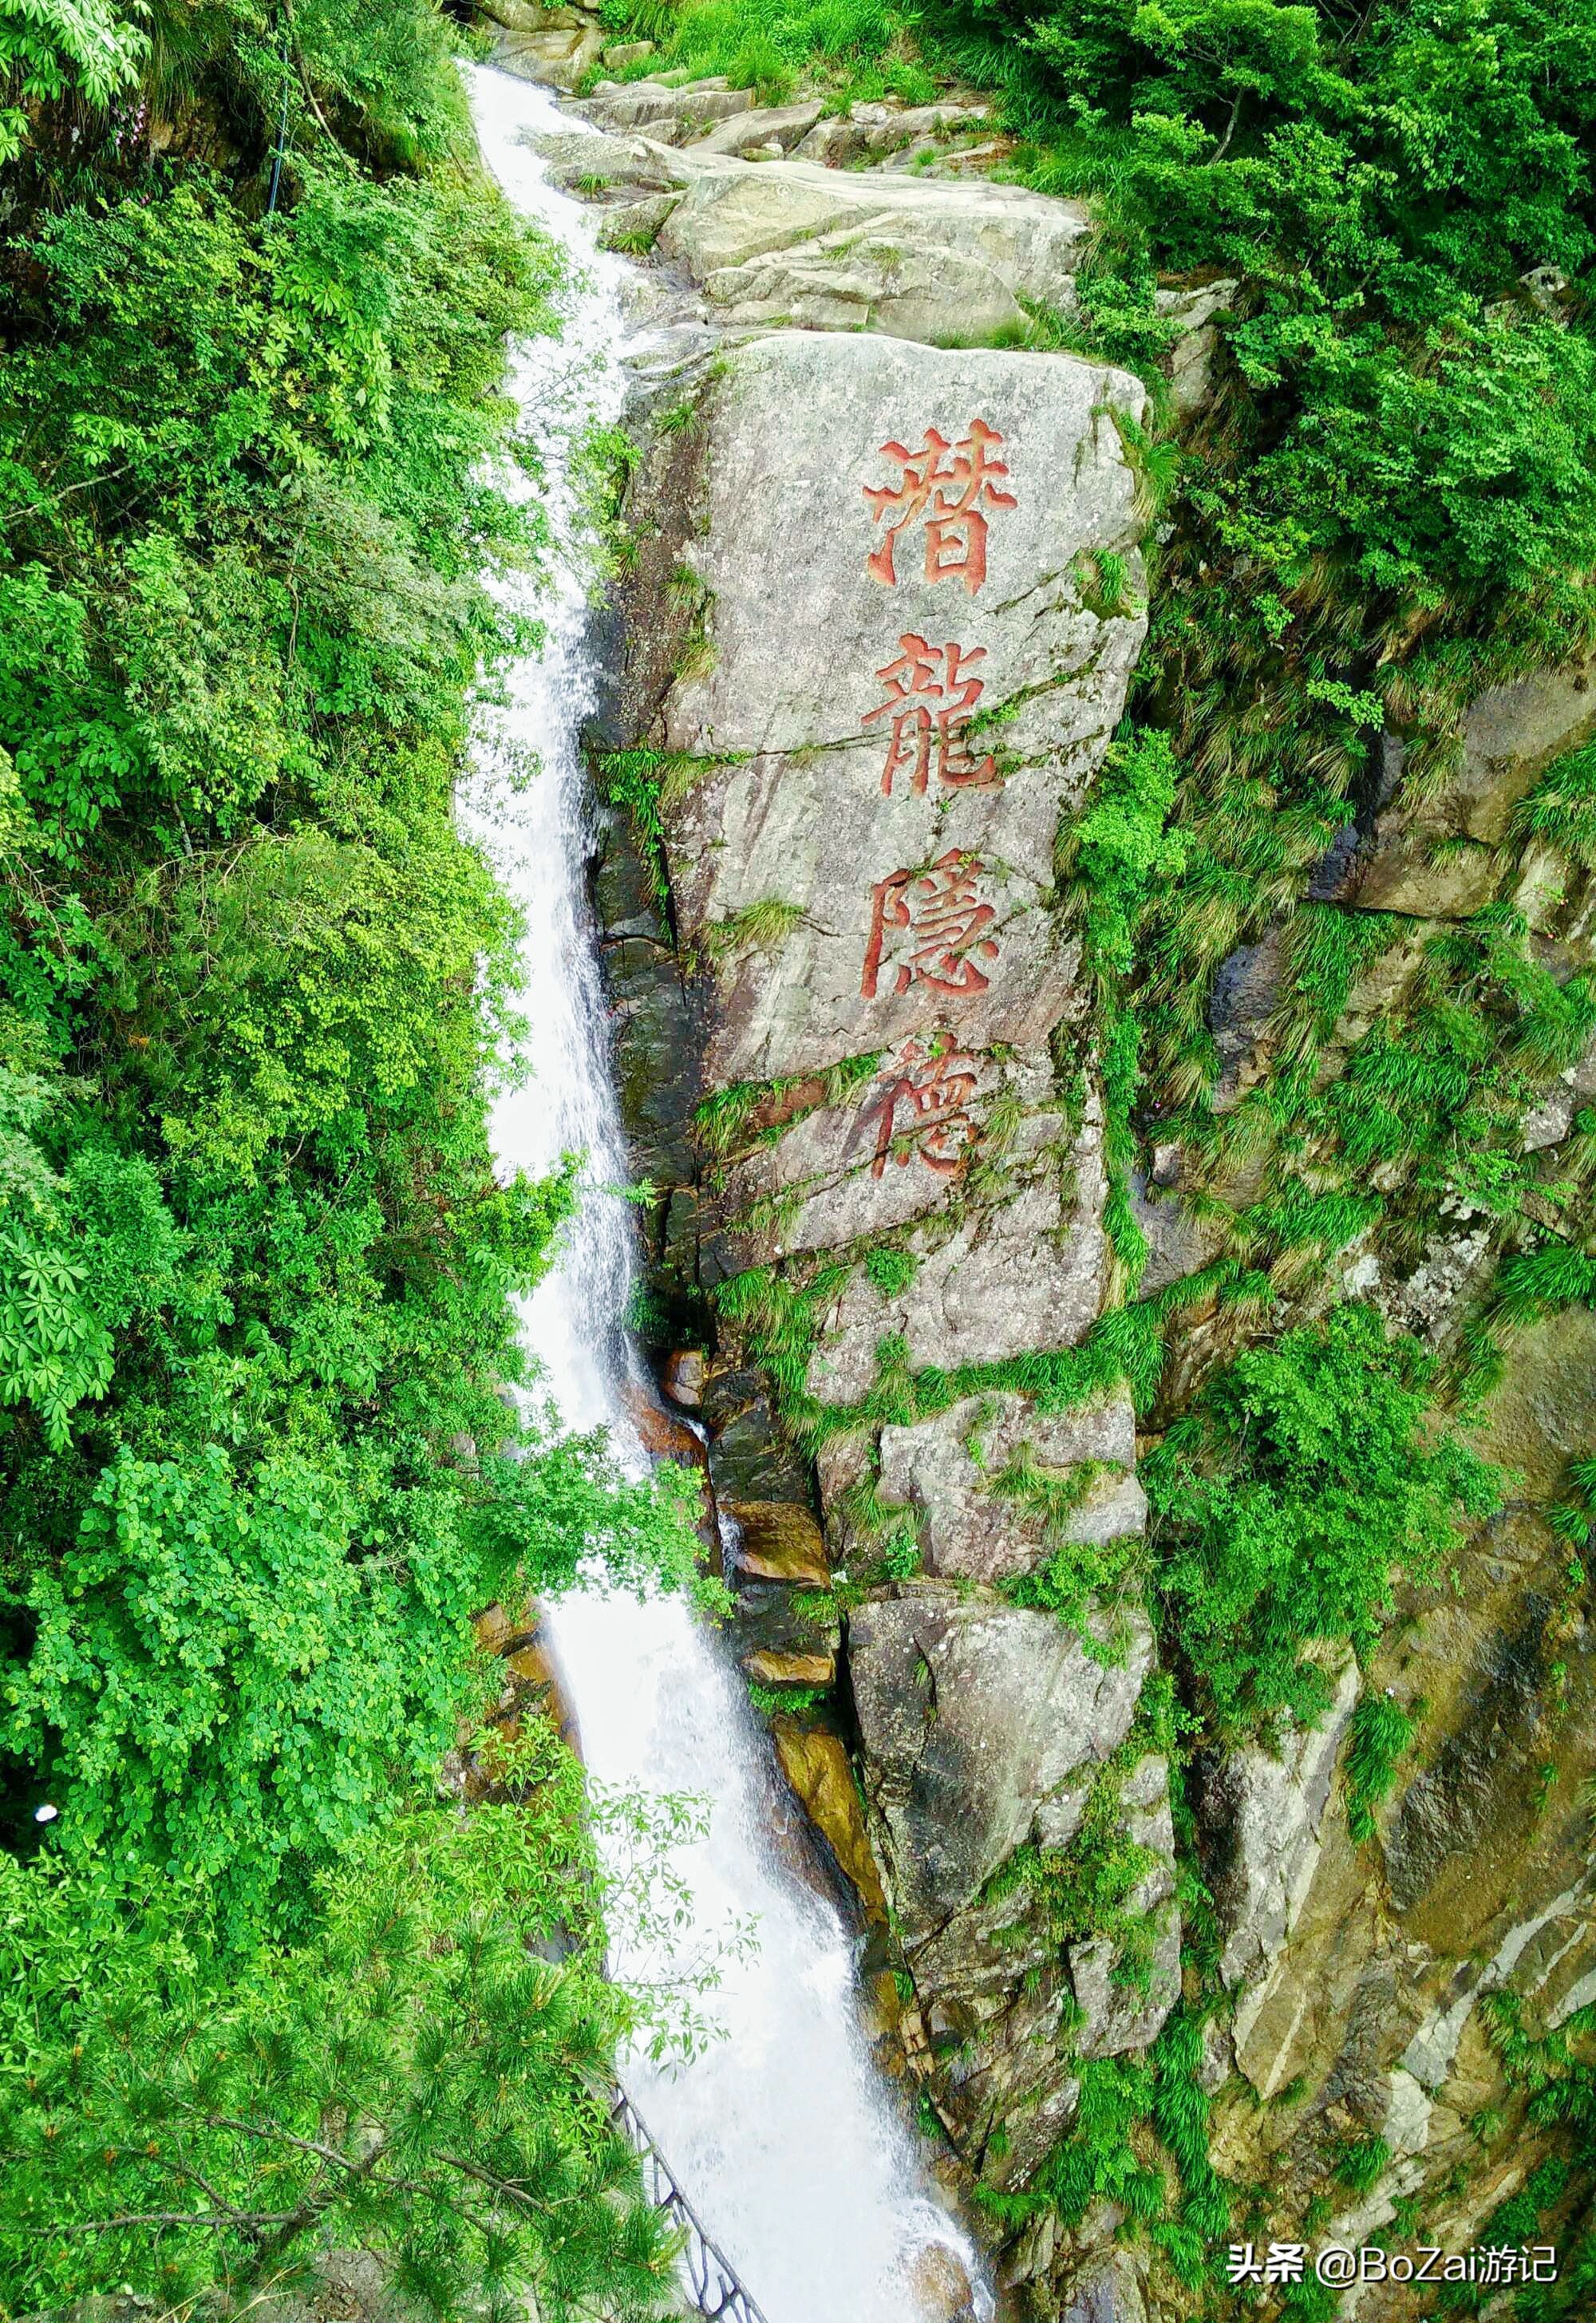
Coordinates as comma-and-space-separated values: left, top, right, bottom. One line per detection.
0, 3, 697, 2311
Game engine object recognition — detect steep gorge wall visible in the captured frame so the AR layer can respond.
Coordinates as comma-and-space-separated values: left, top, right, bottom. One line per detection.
547, 73, 1186, 2307
498, 35, 1596, 2323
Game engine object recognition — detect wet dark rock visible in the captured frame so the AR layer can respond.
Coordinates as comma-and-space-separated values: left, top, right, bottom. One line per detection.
1306, 818, 1364, 901
1385, 1601, 1558, 1915
701, 1367, 813, 1503
728, 1576, 839, 1662
602, 931, 700, 1187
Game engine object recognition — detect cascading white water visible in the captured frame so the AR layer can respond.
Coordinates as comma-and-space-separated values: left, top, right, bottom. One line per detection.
461, 62, 991, 2323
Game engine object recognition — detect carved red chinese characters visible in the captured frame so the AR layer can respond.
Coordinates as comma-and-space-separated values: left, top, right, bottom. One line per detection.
863, 634, 998, 796
863, 418, 1017, 595
862, 848, 1000, 1001
863, 1038, 981, 1176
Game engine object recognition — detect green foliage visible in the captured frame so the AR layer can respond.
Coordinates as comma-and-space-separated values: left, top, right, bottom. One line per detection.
0, 1748, 678, 2320
984, 2052, 1163, 2235
989, 1750, 1165, 1991
0, 1067, 179, 1447
949, 0, 1596, 620
595, 746, 674, 905
863, 1242, 918, 1295
598, 0, 931, 104
1144, 1304, 1499, 1740
1149, 2008, 1231, 2275
1332, 2131, 1391, 2196
704, 895, 806, 965
0, 20, 710, 2309
1061, 726, 1187, 1289
746, 1678, 830, 1714
1515, 743, 1596, 872
1064, 727, 1187, 989
1474, 1992, 1596, 2318
0, 0, 708, 1920
694, 1050, 882, 1156
1491, 1236, 1596, 1327
1344, 1690, 1416, 1843
6, 1432, 699, 1923
991, 1448, 1140, 1638
0, 0, 145, 167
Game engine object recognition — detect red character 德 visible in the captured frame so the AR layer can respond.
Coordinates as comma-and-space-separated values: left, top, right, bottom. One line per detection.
863, 418, 1017, 595
861, 848, 1000, 1001
863, 634, 999, 796
863, 1037, 981, 1177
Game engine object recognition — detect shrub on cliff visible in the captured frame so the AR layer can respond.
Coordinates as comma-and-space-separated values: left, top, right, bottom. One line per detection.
1143, 1302, 1501, 1740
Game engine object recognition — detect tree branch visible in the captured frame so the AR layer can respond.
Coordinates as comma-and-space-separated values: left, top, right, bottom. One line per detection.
54, 2210, 298, 2235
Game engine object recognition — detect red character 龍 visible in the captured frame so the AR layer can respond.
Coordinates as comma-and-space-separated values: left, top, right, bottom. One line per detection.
863, 634, 998, 796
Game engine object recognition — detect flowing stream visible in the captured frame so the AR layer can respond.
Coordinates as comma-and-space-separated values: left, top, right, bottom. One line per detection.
462, 63, 990, 2323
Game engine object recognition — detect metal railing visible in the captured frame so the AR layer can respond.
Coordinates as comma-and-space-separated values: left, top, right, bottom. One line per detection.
611, 2090, 772, 2323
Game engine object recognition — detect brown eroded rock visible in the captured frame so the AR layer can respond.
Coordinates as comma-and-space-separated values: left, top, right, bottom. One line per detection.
661, 1346, 706, 1406
772, 1718, 889, 1922
472, 1600, 519, 1657
621, 1377, 703, 1463
743, 1646, 836, 1686
729, 1499, 829, 1583
505, 1635, 583, 1755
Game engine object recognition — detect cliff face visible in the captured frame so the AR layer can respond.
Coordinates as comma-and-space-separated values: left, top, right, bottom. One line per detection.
507, 34, 1596, 2321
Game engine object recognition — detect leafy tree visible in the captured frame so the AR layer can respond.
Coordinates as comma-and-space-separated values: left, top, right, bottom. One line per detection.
0, 1735, 681, 2321
0, 0, 145, 167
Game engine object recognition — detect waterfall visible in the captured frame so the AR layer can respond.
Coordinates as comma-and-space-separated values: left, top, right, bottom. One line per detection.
461, 62, 991, 2323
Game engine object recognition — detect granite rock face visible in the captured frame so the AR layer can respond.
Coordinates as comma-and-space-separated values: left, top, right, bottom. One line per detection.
873, 1389, 1146, 1585
563, 97, 1179, 2304
657, 330, 1145, 1084
848, 1588, 1153, 1938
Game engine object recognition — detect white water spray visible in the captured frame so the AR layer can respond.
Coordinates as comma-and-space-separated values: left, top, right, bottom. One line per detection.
462, 63, 990, 2323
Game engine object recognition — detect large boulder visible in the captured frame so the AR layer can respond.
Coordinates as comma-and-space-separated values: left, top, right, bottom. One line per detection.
848, 1585, 1152, 1938
654, 153, 1091, 317
653, 330, 1145, 1085
493, 21, 606, 90
872, 1388, 1145, 1584
771, 1718, 889, 1922
1061, 2251, 1150, 2323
